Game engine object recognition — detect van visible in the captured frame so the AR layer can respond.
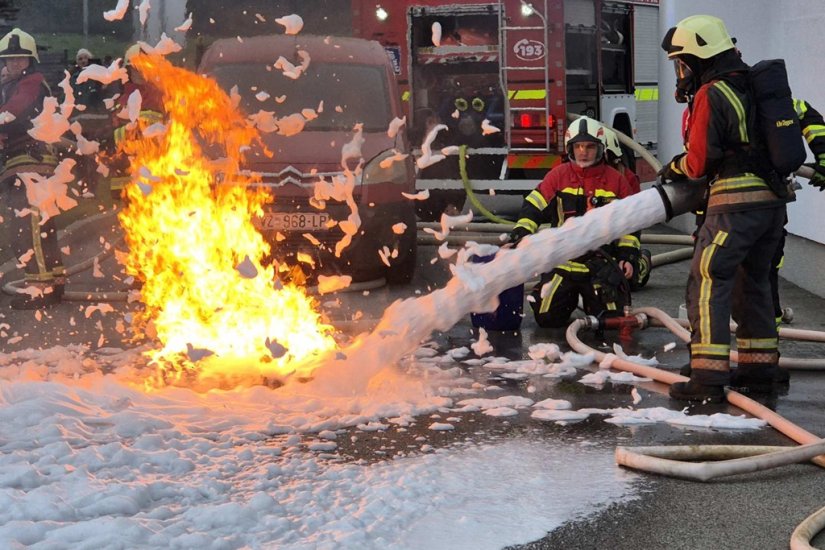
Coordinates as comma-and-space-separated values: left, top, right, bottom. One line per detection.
198, 35, 417, 284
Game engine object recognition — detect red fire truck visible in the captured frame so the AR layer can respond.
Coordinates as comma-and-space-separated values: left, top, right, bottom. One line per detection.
351, 0, 660, 218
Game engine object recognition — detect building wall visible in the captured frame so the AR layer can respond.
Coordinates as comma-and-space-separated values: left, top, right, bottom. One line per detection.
658, 0, 825, 297
140, 0, 188, 44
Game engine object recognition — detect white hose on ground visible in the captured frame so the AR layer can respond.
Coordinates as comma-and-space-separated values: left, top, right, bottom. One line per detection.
644, 309, 825, 370
639, 234, 694, 245
417, 234, 505, 246
416, 222, 696, 246
650, 247, 694, 267
792, 505, 825, 550
565, 316, 825, 468
568, 307, 825, 546
417, 222, 512, 233
615, 441, 825, 482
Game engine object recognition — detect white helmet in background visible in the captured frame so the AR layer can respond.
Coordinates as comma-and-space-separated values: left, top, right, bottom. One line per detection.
564, 116, 605, 167
601, 126, 623, 162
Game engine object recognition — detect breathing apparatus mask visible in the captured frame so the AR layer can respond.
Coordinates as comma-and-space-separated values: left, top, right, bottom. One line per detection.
672, 58, 694, 103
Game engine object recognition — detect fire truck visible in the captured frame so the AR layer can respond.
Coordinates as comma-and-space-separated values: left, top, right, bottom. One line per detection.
351, 0, 660, 219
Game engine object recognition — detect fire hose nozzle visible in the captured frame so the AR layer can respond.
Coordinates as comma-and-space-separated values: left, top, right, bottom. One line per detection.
582, 315, 601, 330
654, 177, 708, 221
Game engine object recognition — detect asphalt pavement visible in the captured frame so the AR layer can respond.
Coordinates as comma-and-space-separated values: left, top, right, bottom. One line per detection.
1, 211, 824, 550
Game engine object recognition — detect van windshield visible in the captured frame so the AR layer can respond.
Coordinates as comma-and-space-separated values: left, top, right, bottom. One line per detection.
210, 62, 392, 132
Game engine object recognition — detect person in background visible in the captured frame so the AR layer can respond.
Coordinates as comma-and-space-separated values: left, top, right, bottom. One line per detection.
0, 28, 66, 309
106, 44, 165, 196
509, 116, 638, 328
769, 99, 825, 327
660, 15, 786, 402
69, 47, 104, 111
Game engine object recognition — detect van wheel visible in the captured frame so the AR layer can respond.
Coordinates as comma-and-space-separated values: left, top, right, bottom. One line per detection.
386, 243, 417, 285
415, 190, 467, 222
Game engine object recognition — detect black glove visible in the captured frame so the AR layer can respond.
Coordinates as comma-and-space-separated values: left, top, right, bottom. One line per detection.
658, 153, 688, 182
805, 159, 825, 191
508, 226, 532, 245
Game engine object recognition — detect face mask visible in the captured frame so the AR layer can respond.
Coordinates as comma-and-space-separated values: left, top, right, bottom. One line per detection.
673, 58, 695, 103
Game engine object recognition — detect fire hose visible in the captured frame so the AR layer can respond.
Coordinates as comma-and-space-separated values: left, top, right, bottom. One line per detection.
565, 307, 825, 548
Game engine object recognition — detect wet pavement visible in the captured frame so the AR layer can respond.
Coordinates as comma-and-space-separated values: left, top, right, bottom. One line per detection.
2, 211, 824, 549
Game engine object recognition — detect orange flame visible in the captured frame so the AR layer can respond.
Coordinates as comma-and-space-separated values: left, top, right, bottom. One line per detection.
117, 54, 336, 388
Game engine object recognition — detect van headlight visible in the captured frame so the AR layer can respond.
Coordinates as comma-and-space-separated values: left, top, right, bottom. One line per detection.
362, 149, 412, 186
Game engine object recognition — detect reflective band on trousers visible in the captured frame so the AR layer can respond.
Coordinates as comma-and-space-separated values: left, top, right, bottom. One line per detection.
698, 230, 729, 344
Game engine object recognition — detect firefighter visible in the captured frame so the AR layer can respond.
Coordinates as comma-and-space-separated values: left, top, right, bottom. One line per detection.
769, 99, 825, 326
661, 15, 787, 402
0, 28, 66, 310
508, 116, 638, 328
69, 48, 104, 111
602, 127, 652, 289
107, 44, 165, 195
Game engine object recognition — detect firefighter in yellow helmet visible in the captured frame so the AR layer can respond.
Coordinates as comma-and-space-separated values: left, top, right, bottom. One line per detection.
660, 15, 787, 402
107, 44, 165, 195
0, 28, 66, 309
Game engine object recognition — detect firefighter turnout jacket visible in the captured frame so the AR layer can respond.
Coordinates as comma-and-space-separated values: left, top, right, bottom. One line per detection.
514, 161, 640, 267
108, 80, 165, 192
0, 69, 58, 178
795, 98, 825, 179
669, 53, 785, 384
513, 161, 639, 327
664, 57, 785, 215
0, 67, 64, 284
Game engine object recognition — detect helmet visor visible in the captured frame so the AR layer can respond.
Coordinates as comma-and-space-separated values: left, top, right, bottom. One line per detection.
673, 58, 693, 81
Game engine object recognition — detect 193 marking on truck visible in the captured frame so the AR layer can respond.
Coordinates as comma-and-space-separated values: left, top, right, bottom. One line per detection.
513, 38, 545, 61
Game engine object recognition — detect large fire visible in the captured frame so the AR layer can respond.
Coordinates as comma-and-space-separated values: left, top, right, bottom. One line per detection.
117, 54, 337, 388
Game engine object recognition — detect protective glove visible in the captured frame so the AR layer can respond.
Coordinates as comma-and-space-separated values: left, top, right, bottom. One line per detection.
804, 158, 825, 191
658, 153, 688, 182
508, 226, 532, 246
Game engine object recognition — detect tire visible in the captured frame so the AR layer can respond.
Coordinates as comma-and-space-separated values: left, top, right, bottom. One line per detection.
415, 189, 467, 222
386, 240, 417, 285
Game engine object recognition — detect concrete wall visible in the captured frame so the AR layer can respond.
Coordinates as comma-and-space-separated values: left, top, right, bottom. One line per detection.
137, 0, 188, 44
658, 0, 825, 297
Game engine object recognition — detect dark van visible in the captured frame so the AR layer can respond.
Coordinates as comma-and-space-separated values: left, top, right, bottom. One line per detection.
199, 35, 417, 284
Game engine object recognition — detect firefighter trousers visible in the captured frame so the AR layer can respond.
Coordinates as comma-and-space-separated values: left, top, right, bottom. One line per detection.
0, 172, 66, 284
686, 205, 785, 386
529, 260, 630, 328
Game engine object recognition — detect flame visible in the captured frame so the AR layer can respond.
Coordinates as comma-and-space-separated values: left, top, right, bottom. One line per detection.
117, 54, 336, 388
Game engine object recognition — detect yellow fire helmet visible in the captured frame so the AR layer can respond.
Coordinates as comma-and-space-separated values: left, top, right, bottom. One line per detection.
0, 28, 39, 63
124, 43, 142, 66
664, 15, 735, 60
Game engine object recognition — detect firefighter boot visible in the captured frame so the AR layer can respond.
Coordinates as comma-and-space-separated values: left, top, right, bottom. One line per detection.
669, 379, 725, 403
729, 364, 777, 395
10, 283, 64, 310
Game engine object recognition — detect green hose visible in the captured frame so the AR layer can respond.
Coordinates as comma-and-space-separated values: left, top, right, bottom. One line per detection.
458, 144, 515, 225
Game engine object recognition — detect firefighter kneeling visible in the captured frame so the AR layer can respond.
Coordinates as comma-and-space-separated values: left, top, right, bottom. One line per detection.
509, 116, 639, 328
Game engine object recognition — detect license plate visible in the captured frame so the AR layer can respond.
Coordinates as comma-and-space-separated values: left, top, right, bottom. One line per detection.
254, 212, 331, 231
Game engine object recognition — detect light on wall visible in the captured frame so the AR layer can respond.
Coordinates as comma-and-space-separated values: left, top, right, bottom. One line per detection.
376, 6, 389, 21
520, 1, 535, 16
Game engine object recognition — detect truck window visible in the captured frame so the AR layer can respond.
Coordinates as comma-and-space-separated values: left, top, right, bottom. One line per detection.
209, 62, 392, 132
601, 2, 632, 93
